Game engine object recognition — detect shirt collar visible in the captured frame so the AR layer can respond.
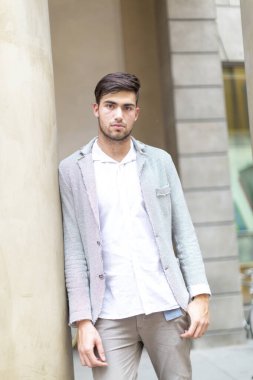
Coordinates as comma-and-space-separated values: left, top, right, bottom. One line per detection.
92, 139, 136, 164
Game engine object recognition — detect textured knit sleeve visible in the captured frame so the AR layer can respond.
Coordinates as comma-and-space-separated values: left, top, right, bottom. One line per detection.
167, 155, 211, 298
59, 165, 92, 325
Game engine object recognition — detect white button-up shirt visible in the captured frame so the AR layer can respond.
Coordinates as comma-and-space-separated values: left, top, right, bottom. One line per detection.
92, 140, 180, 319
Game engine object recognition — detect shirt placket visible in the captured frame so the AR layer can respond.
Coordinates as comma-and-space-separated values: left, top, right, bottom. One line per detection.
119, 162, 147, 313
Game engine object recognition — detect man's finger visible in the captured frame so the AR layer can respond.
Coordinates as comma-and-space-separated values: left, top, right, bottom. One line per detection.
182, 318, 209, 339
78, 351, 91, 367
95, 338, 106, 362
194, 319, 209, 338
78, 348, 95, 368
192, 324, 203, 339
86, 351, 108, 368
181, 320, 197, 338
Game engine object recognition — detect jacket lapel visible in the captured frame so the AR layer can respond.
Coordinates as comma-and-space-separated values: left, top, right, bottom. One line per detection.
135, 144, 157, 226
133, 138, 146, 177
77, 147, 100, 228
136, 150, 146, 179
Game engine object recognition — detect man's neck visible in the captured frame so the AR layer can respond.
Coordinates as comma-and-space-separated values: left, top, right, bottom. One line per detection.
97, 137, 131, 162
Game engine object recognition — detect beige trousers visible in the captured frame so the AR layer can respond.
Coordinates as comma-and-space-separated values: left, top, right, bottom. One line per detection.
92, 311, 192, 380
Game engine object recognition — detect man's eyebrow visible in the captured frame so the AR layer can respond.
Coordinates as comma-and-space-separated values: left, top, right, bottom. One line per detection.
124, 103, 136, 107
103, 100, 136, 107
104, 100, 117, 105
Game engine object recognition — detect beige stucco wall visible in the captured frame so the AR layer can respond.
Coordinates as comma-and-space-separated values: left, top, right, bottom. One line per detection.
0, 1, 74, 378
120, 0, 168, 151
49, 0, 168, 161
49, 0, 125, 160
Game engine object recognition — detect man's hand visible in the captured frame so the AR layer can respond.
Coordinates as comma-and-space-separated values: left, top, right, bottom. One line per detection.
77, 320, 108, 368
181, 294, 210, 339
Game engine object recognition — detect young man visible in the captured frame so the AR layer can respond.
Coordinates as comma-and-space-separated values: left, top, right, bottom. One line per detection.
59, 72, 211, 380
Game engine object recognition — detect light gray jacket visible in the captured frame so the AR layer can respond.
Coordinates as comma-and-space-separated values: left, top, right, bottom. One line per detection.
59, 137, 209, 325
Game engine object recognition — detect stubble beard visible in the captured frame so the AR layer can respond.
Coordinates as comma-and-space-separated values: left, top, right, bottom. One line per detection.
98, 120, 132, 142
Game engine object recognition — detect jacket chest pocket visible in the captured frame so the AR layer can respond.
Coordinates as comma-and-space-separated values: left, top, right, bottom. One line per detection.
156, 185, 171, 216
156, 185, 171, 197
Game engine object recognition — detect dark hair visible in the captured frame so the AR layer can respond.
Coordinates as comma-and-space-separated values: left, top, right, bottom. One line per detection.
94, 72, 141, 104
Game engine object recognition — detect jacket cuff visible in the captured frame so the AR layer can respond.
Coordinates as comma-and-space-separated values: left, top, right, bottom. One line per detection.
188, 283, 211, 300
69, 311, 92, 327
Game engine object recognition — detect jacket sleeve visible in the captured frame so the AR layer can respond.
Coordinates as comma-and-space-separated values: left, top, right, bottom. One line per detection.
167, 155, 211, 298
59, 165, 92, 325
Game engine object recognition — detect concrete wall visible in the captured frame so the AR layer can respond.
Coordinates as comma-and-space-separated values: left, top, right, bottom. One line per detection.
215, 0, 244, 61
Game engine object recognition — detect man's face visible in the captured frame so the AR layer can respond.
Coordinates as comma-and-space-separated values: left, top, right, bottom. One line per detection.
93, 91, 140, 142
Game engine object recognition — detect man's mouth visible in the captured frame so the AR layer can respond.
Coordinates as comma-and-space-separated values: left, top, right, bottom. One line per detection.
111, 124, 125, 128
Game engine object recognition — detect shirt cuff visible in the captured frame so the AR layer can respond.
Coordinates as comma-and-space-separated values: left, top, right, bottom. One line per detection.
188, 283, 211, 299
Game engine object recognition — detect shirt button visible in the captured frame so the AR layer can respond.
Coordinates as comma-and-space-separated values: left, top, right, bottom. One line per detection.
97, 241, 101, 246
99, 274, 104, 280
164, 266, 169, 270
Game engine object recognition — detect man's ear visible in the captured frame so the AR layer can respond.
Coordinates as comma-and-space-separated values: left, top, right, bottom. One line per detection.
92, 103, 99, 117
135, 106, 140, 121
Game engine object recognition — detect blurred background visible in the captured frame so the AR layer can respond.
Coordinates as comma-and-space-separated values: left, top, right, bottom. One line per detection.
2, 1, 253, 379
49, 0, 253, 349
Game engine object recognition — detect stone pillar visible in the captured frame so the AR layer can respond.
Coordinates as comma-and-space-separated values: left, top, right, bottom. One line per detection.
241, 0, 253, 151
164, 0, 245, 347
0, 1, 74, 379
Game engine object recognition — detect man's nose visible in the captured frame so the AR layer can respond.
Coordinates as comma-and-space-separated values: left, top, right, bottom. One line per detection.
114, 106, 123, 120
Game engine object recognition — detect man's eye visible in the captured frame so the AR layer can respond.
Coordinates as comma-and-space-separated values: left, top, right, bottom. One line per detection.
106, 104, 114, 109
125, 106, 134, 111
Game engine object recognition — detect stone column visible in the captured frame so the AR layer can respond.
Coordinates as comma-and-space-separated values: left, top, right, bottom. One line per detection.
241, 0, 253, 151
163, 0, 245, 347
0, 1, 74, 379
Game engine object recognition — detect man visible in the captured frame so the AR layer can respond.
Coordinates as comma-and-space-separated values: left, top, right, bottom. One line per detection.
59, 72, 210, 380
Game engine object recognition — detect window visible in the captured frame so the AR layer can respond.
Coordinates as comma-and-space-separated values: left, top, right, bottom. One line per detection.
223, 63, 253, 304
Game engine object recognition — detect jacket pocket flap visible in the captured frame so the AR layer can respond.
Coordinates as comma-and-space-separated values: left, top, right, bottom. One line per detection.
156, 185, 171, 196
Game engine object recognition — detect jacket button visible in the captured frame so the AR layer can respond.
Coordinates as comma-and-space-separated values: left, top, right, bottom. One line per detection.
97, 241, 101, 246
99, 274, 104, 280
